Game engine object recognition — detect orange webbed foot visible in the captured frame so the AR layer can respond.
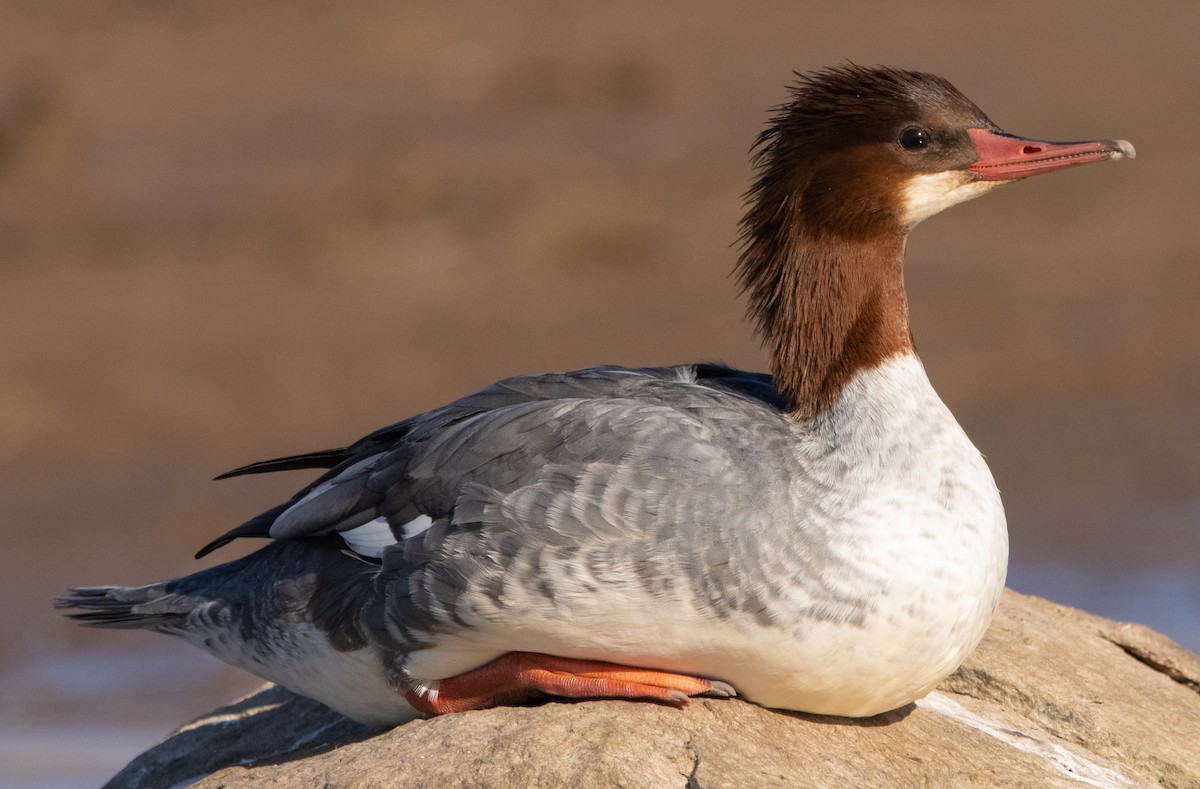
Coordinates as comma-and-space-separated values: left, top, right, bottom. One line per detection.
405, 651, 736, 715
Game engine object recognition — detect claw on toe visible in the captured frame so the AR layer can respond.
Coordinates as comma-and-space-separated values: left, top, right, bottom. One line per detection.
706, 679, 737, 698
405, 651, 736, 716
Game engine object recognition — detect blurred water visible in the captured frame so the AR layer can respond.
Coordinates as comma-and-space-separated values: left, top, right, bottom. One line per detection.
0, 642, 259, 789
0, 724, 165, 789
1008, 561, 1200, 653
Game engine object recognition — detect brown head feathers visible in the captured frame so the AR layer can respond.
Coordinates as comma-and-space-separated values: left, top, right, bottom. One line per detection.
735, 65, 995, 417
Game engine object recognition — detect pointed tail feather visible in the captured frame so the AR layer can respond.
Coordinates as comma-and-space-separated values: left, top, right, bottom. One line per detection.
54, 583, 180, 630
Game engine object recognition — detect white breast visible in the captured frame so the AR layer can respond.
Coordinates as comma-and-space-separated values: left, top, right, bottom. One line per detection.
760, 353, 1009, 713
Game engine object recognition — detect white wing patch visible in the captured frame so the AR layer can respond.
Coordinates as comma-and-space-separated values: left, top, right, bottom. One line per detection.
339, 514, 434, 557
340, 517, 397, 558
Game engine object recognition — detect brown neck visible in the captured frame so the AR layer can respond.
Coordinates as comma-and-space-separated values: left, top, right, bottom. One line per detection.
737, 226, 914, 418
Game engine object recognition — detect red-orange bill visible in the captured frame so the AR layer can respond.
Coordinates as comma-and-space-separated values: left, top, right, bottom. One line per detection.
967, 127, 1135, 181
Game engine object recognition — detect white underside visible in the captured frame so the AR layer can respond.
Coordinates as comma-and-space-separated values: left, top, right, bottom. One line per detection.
178, 617, 418, 726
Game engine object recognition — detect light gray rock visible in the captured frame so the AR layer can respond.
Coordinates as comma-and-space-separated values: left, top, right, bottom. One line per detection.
106, 590, 1200, 789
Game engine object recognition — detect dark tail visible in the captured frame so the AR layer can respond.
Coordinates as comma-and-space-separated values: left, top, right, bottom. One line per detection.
55, 539, 394, 725
54, 582, 181, 630
56, 538, 378, 644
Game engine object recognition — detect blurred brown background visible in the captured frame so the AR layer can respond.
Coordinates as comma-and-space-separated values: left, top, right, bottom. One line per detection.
1, 2, 1197, 786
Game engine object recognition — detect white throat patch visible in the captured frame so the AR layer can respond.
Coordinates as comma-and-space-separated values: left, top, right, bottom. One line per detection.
901, 171, 1005, 226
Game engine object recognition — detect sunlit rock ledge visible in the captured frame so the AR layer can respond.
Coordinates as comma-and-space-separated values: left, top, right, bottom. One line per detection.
105, 590, 1200, 788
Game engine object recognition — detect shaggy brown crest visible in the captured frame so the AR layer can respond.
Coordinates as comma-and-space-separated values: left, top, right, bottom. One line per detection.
736, 65, 994, 417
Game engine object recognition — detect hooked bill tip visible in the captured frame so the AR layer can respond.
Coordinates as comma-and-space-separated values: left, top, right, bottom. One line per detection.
1111, 139, 1136, 160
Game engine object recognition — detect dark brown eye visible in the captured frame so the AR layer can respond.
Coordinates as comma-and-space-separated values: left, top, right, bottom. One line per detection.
899, 127, 931, 151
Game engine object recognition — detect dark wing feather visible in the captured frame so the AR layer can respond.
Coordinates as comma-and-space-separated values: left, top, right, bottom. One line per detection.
214, 449, 351, 480
194, 503, 291, 559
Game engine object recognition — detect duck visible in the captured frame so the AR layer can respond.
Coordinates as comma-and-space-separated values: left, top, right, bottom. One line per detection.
56, 64, 1133, 725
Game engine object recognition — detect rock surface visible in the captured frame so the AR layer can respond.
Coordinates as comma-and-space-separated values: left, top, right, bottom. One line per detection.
107, 590, 1200, 788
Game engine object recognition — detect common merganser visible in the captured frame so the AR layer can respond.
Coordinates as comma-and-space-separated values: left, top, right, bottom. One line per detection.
56, 65, 1133, 724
